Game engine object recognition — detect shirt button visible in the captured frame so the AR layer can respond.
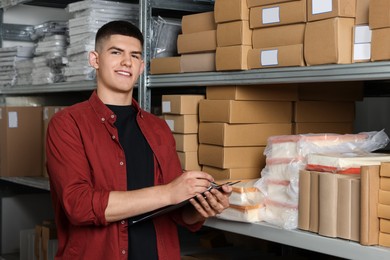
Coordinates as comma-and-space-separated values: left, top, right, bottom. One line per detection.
119, 161, 124, 166
111, 114, 115, 119
112, 135, 116, 140
121, 220, 125, 224
101, 118, 105, 122
121, 250, 126, 255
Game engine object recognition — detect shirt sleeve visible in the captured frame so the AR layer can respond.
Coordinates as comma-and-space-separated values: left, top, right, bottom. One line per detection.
46, 111, 110, 226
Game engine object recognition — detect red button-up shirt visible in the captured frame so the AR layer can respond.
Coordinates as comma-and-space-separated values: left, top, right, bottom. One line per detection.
46, 91, 203, 260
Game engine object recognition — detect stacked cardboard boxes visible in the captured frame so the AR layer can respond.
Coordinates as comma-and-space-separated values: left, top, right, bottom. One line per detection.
369, 0, 390, 61
162, 95, 204, 171
378, 162, 390, 247
353, 0, 371, 63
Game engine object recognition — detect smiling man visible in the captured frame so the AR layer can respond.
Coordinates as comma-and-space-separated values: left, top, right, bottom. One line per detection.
45, 20, 232, 260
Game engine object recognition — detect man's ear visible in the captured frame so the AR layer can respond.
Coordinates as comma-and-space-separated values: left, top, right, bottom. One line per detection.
89, 51, 99, 69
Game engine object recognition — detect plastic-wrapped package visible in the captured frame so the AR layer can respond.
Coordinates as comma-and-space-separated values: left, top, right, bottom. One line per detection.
217, 204, 265, 223
152, 16, 182, 58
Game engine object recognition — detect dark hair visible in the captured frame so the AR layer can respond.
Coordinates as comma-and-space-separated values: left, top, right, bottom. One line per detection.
95, 20, 144, 50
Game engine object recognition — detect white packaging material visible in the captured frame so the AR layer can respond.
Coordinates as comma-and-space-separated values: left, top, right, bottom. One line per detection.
217, 204, 264, 223
229, 179, 263, 206
262, 202, 298, 230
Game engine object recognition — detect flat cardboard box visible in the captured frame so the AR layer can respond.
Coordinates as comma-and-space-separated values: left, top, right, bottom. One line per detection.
379, 232, 390, 247
249, 0, 307, 29
304, 18, 355, 65
247, 0, 300, 8
177, 151, 201, 171
248, 44, 305, 69
177, 30, 217, 54
199, 99, 292, 123
202, 165, 261, 180
369, 0, 390, 29
298, 81, 364, 101
198, 144, 265, 169
380, 162, 390, 177
307, 0, 356, 22
173, 133, 199, 152
309, 171, 325, 232
217, 20, 252, 47
252, 23, 305, 49
181, 52, 216, 73
215, 45, 251, 71
164, 114, 198, 134
150, 56, 181, 74
371, 28, 390, 62
181, 11, 216, 34
298, 170, 311, 231
293, 122, 353, 135
356, 0, 370, 25
293, 101, 355, 123
214, 0, 249, 23
161, 95, 204, 115
378, 204, 390, 219
381, 177, 390, 191
198, 122, 292, 146
206, 84, 298, 101
379, 190, 390, 205
360, 165, 380, 246
0, 106, 43, 177
380, 218, 390, 233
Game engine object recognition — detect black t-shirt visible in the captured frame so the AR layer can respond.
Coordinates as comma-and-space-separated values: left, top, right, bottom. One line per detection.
107, 105, 157, 260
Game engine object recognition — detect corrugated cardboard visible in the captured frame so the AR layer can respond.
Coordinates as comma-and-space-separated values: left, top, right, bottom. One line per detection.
199, 122, 292, 146
252, 23, 305, 49
202, 165, 261, 180
249, 0, 307, 29
199, 99, 292, 123
217, 20, 252, 47
381, 177, 390, 191
177, 30, 217, 54
298, 81, 364, 101
360, 165, 380, 246
0, 106, 43, 177
356, 0, 370, 25
181, 52, 216, 73
206, 84, 298, 101
150, 56, 181, 74
304, 18, 355, 65
318, 173, 339, 238
380, 162, 390, 177
215, 45, 251, 71
247, 0, 300, 8
293, 122, 353, 135
307, 0, 356, 22
369, 0, 390, 29
177, 151, 201, 171
214, 0, 249, 23
309, 171, 325, 232
371, 28, 390, 62
379, 232, 390, 247
164, 114, 198, 134
161, 95, 204, 115
173, 134, 199, 152
198, 144, 265, 169
380, 218, 390, 233
378, 204, 390, 219
248, 44, 305, 69
298, 170, 311, 231
181, 11, 216, 34
293, 101, 355, 123
379, 190, 390, 205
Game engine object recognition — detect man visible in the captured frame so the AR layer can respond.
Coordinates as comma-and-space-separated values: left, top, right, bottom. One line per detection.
46, 20, 232, 260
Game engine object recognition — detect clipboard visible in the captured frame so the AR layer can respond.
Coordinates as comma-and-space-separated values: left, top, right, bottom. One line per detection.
130, 180, 240, 225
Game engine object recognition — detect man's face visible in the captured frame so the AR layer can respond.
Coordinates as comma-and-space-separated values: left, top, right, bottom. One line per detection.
89, 34, 144, 95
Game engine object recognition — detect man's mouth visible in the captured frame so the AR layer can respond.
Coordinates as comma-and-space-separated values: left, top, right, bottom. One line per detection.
116, 70, 132, 77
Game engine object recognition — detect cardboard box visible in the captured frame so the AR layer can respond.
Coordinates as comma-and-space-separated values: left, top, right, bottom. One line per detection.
381, 177, 390, 191
309, 171, 325, 232
380, 162, 390, 177
216, 45, 251, 71
293, 101, 355, 122
298, 170, 311, 231
150, 56, 181, 75
252, 23, 305, 48
369, 0, 390, 29
202, 165, 261, 180
298, 81, 364, 101
198, 144, 265, 169
378, 203, 390, 219
161, 95, 204, 115
293, 122, 353, 135
199, 122, 292, 146
247, 0, 300, 8
379, 190, 390, 205
164, 114, 198, 134
214, 0, 249, 23
177, 30, 217, 54
181, 11, 216, 34
371, 28, 390, 62
217, 20, 252, 47
173, 134, 199, 152
0, 106, 43, 177
248, 44, 305, 69
177, 151, 201, 171
199, 99, 292, 123
181, 52, 216, 73
206, 84, 298, 101
249, 0, 307, 29
356, 0, 370, 25
380, 218, 390, 233
379, 232, 390, 247
307, 0, 356, 22
353, 25, 372, 62
304, 18, 355, 65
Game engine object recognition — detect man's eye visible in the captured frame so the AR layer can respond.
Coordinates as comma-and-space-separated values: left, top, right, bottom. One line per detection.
111, 51, 120, 55
132, 54, 141, 59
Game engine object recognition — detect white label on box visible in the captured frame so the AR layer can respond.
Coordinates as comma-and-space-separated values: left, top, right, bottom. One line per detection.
262, 7, 280, 24
44, 107, 49, 120
162, 101, 171, 113
165, 119, 174, 131
354, 26, 372, 44
312, 0, 332, 15
8, 111, 18, 128
261, 50, 278, 66
354, 43, 371, 61
0, 108, 2, 119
